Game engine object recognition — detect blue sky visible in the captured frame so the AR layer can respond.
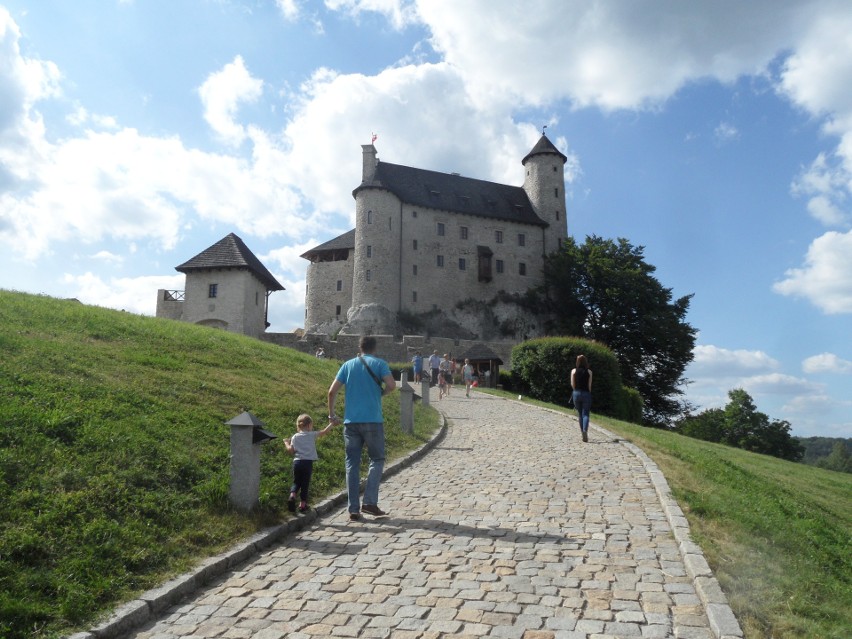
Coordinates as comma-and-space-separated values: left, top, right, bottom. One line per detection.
1, 1, 850, 438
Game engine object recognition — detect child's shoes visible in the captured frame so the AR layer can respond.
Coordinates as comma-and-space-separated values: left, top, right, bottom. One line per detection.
287, 494, 296, 512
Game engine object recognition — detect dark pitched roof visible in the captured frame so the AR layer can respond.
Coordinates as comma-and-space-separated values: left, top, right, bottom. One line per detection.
355, 163, 548, 227
300, 229, 355, 259
459, 343, 504, 364
522, 133, 568, 165
176, 233, 284, 291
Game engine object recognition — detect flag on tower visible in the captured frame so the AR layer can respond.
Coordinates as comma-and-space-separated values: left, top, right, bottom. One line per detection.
371, 133, 377, 143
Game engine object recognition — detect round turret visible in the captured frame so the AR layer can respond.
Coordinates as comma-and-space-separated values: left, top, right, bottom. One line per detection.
522, 134, 568, 255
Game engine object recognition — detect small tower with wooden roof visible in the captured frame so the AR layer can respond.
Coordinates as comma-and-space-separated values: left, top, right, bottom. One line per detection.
156, 233, 284, 338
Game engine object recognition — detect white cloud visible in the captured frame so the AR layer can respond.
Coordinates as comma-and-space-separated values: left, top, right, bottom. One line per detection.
275, 0, 301, 21
803, 352, 852, 374
714, 122, 739, 144
689, 344, 780, 377
414, 0, 820, 111
90, 250, 124, 264
791, 152, 851, 227
743, 373, 818, 396
326, 0, 418, 30
62, 272, 184, 316
773, 230, 852, 314
198, 55, 263, 146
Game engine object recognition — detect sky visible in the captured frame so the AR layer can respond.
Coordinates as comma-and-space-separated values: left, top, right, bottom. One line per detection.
1, 1, 851, 438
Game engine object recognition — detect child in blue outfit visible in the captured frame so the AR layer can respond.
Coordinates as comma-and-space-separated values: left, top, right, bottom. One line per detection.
284, 414, 335, 513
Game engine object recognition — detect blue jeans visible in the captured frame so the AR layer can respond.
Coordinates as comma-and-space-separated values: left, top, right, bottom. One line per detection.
573, 390, 592, 432
344, 422, 385, 513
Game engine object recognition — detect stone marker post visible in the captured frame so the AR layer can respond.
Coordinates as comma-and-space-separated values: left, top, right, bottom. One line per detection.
226, 411, 276, 512
399, 371, 414, 435
421, 377, 430, 407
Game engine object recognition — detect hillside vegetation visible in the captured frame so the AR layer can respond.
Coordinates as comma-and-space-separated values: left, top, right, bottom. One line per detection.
0, 290, 439, 639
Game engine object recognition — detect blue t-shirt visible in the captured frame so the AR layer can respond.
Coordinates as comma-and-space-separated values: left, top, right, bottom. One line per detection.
412, 355, 423, 373
335, 354, 391, 424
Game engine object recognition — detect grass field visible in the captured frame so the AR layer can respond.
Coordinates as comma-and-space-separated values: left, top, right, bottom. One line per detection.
2, 290, 850, 639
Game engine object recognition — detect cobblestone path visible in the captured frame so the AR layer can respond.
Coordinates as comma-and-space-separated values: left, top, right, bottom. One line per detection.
117, 390, 737, 639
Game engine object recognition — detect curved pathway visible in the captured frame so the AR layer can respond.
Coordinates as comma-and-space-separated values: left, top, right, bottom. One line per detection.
95, 390, 741, 639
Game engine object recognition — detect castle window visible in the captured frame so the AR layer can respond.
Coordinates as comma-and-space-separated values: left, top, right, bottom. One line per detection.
553, 165, 557, 172
367, 210, 372, 224
555, 188, 559, 198
556, 209, 560, 220
208, 284, 218, 298
518, 233, 526, 246
366, 269, 371, 281
437, 222, 445, 236
477, 245, 493, 282
495, 230, 503, 244
412, 291, 417, 302
336, 280, 342, 291
519, 262, 527, 276
255, 291, 259, 305
460, 226, 468, 240
413, 264, 418, 275
413, 239, 418, 250
336, 305, 341, 316
459, 258, 466, 270
367, 245, 372, 258
412, 210, 417, 218
437, 255, 444, 268
389, 218, 392, 230
496, 259, 504, 274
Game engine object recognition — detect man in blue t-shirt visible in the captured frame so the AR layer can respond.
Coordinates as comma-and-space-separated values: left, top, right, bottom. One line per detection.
328, 336, 396, 521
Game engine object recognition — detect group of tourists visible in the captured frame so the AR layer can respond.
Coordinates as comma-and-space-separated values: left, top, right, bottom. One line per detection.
283, 338, 594, 522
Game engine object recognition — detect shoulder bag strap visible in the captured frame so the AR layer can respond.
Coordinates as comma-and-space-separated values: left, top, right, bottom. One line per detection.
358, 355, 384, 389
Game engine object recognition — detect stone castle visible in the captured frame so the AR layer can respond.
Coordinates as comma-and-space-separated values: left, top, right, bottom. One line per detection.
301, 134, 569, 338
155, 135, 569, 367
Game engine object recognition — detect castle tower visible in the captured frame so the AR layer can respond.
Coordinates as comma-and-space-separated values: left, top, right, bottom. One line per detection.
522, 134, 568, 256
347, 144, 402, 334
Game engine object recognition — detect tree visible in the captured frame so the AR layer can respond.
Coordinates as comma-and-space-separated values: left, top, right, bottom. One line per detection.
539, 236, 697, 425
676, 389, 804, 461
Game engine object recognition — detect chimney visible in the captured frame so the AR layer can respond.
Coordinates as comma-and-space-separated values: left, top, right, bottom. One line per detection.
361, 144, 378, 183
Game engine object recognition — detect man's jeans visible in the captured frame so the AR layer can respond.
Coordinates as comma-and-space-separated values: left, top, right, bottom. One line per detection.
343, 422, 385, 513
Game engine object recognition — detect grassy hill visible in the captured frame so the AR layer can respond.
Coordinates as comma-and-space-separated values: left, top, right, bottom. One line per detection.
2, 290, 850, 639
0, 290, 439, 638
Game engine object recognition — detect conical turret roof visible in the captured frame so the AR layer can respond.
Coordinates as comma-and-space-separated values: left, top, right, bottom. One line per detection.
176, 233, 284, 291
522, 134, 568, 165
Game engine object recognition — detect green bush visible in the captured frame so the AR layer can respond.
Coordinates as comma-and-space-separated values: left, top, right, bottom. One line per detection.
510, 337, 631, 418
618, 386, 644, 423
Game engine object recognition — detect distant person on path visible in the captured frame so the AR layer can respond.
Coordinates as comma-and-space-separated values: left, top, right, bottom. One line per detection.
428, 350, 441, 387
571, 354, 593, 442
439, 353, 453, 397
411, 351, 423, 382
328, 336, 396, 521
462, 358, 475, 398
283, 414, 336, 513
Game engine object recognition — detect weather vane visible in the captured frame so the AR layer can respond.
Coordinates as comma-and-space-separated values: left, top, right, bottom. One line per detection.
542, 124, 548, 135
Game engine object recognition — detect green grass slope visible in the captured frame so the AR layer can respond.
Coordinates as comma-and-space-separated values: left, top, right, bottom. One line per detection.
0, 290, 439, 639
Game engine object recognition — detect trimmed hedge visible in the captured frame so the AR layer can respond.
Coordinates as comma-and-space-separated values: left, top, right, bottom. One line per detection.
511, 337, 641, 421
